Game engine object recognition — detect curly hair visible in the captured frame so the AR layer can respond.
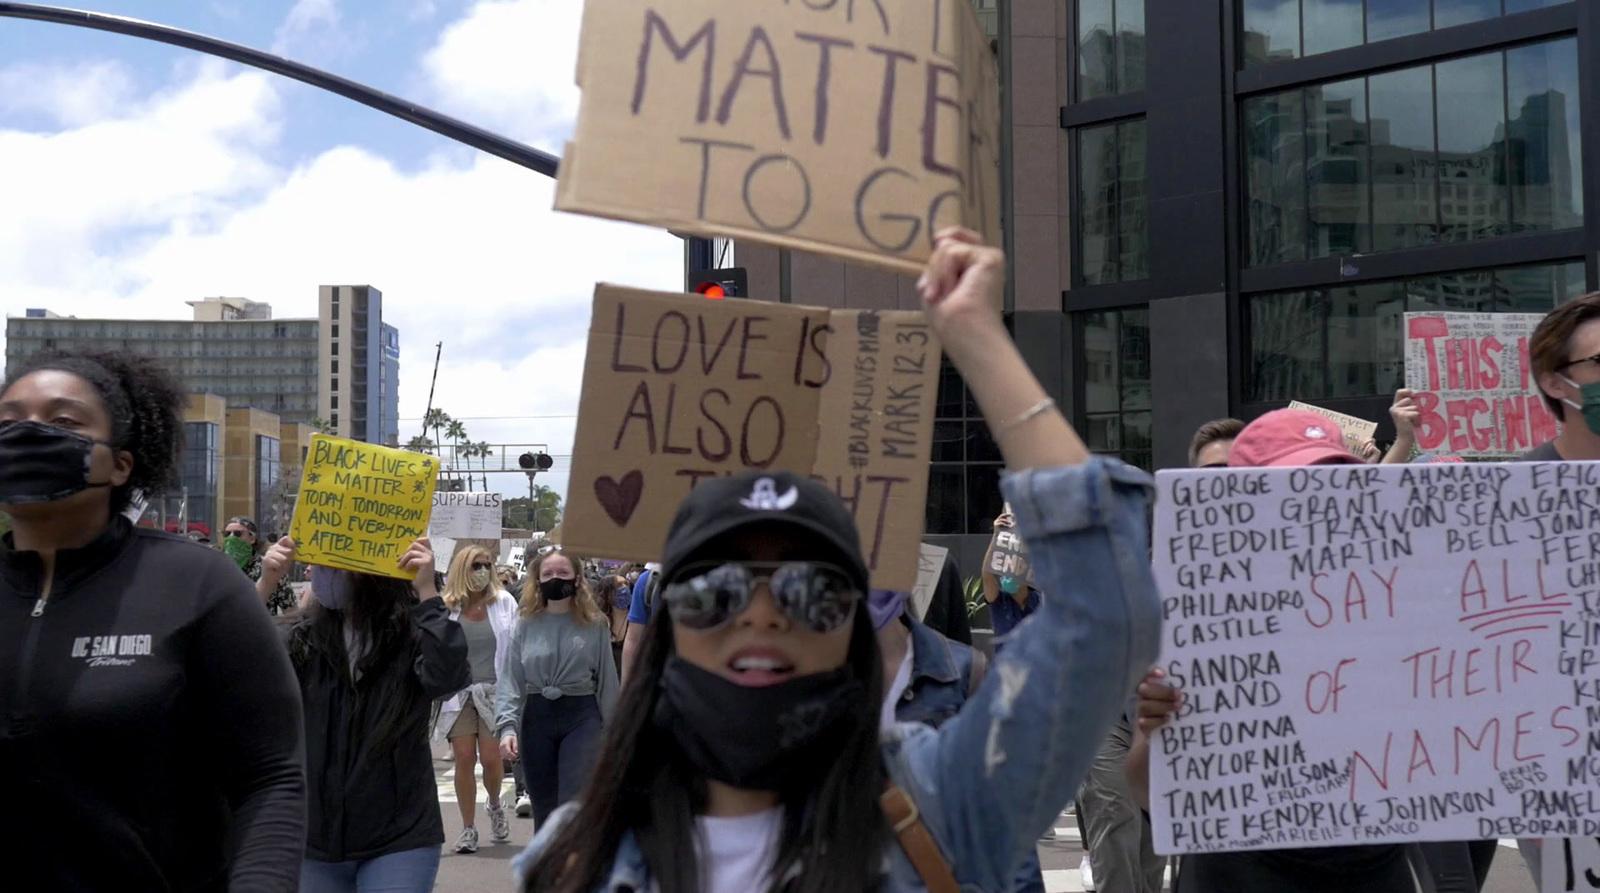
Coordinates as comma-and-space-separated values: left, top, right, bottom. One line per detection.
4, 351, 186, 512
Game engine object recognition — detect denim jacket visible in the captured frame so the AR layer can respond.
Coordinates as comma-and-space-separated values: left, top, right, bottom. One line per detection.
893, 616, 980, 729
512, 458, 1163, 893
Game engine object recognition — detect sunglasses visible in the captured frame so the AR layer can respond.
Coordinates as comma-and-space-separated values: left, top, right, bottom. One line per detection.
661, 561, 860, 634
224, 529, 250, 538
471, 562, 494, 571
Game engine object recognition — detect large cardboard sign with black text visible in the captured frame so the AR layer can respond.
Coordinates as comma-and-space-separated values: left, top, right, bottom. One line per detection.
562, 285, 939, 590
557, 0, 1001, 274
1151, 463, 1600, 855
1403, 312, 1556, 459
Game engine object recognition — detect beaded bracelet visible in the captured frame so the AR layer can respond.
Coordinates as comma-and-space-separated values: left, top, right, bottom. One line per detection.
997, 398, 1056, 435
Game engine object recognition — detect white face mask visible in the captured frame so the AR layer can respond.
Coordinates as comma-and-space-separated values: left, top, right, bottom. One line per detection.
468, 568, 494, 591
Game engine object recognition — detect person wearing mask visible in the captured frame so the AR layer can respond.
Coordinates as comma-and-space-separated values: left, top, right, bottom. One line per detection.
1128, 409, 1413, 893
619, 561, 663, 685
982, 509, 1040, 652
0, 350, 305, 890
225, 515, 297, 615
1526, 291, 1600, 460
511, 228, 1161, 893
497, 549, 620, 827
872, 589, 1049, 893
432, 545, 519, 853
264, 535, 469, 892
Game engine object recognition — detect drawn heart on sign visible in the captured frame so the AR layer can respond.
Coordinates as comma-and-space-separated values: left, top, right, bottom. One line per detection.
594, 472, 644, 527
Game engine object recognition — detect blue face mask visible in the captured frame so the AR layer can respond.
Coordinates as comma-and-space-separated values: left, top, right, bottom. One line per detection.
310, 566, 353, 611
867, 590, 909, 631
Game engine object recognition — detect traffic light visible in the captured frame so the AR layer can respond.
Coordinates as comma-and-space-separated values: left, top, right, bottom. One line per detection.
518, 451, 553, 471
689, 267, 748, 299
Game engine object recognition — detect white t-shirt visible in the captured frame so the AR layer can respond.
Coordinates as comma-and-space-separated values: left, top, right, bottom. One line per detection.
655, 807, 784, 893
879, 636, 916, 733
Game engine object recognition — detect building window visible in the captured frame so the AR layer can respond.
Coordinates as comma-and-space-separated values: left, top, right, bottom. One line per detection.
1243, 0, 1572, 67
1245, 37, 1582, 266
927, 357, 1008, 536
331, 377, 339, 391
1078, 118, 1149, 284
1076, 0, 1146, 100
331, 359, 338, 374
255, 434, 281, 534
331, 342, 339, 356
1077, 307, 1153, 472
330, 413, 338, 427
332, 324, 339, 338
330, 396, 338, 410
1246, 260, 1586, 402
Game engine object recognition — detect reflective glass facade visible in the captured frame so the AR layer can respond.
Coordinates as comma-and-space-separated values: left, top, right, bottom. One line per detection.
1077, 0, 1147, 99
1078, 308, 1153, 471
255, 434, 281, 534
1243, 0, 1572, 67
1245, 37, 1583, 266
1078, 119, 1149, 284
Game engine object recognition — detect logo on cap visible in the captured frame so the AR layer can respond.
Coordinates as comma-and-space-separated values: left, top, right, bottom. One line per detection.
740, 478, 799, 511
1305, 426, 1327, 440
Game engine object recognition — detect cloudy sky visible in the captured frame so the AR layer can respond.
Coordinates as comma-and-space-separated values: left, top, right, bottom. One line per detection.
0, 0, 686, 504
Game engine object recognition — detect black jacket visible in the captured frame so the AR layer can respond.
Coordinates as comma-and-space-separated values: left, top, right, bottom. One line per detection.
0, 517, 306, 891
289, 597, 469, 862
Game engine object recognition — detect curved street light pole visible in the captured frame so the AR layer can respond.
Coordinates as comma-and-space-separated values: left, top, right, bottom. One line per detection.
0, 1, 560, 178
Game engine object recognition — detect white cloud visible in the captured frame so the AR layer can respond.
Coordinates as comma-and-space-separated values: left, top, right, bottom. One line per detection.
0, 60, 138, 128
271, 0, 358, 59
421, 0, 582, 150
0, 0, 683, 507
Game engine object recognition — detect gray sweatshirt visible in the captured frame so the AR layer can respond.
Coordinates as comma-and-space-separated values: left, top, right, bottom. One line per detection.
494, 610, 619, 738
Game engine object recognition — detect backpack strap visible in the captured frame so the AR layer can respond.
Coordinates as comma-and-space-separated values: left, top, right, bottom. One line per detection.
881, 782, 960, 893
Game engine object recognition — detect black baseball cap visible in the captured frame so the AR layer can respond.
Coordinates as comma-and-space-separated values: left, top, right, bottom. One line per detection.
659, 470, 869, 592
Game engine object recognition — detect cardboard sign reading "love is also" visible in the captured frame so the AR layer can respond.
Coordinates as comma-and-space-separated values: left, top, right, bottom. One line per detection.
560, 284, 938, 590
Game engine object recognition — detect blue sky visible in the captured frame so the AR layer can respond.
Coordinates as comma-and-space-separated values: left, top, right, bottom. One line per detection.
0, 0, 686, 504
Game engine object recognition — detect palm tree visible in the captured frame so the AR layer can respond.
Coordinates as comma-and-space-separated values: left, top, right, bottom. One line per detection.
307, 417, 335, 435
404, 434, 436, 454
422, 408, 451, 456
529, 484, 564, 533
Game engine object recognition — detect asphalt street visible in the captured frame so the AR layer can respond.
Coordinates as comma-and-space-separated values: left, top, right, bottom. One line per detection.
429, 759, 1539, 892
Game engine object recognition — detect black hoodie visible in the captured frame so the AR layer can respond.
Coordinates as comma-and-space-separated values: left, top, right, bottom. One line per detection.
0, 517, 305, 891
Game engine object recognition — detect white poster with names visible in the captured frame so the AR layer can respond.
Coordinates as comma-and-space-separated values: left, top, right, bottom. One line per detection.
429, 491, 502, 540
1150, 463, 1600, 856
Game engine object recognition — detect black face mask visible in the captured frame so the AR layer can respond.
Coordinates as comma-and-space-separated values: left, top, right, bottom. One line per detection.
653, 656, 864, 791
0, 421, 114, 505
540, 577, 576, 602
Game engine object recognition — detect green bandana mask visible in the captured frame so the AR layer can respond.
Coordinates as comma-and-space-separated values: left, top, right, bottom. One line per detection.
224, 535, 253, 569
1559, 375, 1600, 436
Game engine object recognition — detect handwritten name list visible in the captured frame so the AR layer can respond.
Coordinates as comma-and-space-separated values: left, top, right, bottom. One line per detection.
1151, 463, 1600, 854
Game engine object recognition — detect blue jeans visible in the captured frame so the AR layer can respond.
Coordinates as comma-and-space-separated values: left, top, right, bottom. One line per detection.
300, 846, 441, 893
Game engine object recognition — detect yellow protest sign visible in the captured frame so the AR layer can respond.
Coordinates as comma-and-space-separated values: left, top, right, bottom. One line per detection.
288, 434, 439, 580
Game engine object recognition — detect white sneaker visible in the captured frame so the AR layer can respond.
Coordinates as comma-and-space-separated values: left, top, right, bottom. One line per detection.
1080, 855, 1096, 891
515, 793, 532, 817
454, 826, 479, 854
488, 805, 511, 843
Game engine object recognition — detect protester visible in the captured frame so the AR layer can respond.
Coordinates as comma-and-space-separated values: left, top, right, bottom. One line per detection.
920, 551, 973, 646
268, 536, 469, 892
619, 561, 663, 684
511, 228, 1162, 893
1381, 389, 1420, 463
1128, 408, 1413, 893
432, 545, 519, 853
1187, 418, 1244, 468
596, 572, 631, 672
0, 350, 305, 890
225, 514, 297, 615
497, 548, 620, 827
871, 588, 1049, 893
1527, 292, 1600, 459
982, 509, 1041, 652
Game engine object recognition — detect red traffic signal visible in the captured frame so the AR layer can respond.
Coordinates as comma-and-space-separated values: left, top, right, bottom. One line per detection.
687, 267, 747, 299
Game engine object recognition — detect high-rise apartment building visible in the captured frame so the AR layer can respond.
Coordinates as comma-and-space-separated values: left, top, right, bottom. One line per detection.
6, 288, 400, 446
734, 0, 1600, 567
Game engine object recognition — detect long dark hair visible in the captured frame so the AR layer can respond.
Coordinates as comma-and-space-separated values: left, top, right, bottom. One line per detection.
522, 598, 889, 893
285, 571, 421, 755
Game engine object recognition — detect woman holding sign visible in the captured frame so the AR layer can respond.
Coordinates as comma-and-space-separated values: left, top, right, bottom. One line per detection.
496, 548, 620, 828
0, 350, 306, 890
431, 545, 519, 853
509, 229, 1162, 893
267, 536, 472, 892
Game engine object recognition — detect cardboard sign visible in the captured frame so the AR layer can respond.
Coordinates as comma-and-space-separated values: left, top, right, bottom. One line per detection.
1287, 401, 1378, 453
288, 434, 438, 580
561, 285, 939, 590
430, 491, 503, 540
1150, 463, 1600, 855
1403, 312, 1558, 458
557, 0, 1001, 275
909, 543, 949, 620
